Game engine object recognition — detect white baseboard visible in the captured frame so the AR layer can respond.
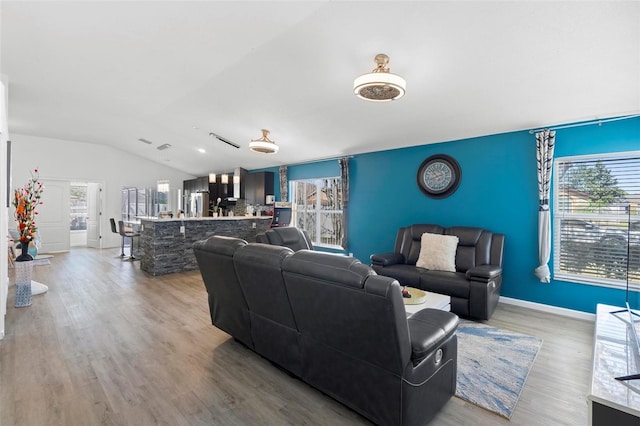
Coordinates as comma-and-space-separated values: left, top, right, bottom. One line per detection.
499, 296, 595, 322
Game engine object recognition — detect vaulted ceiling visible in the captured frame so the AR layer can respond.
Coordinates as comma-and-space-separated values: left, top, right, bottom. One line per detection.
2, 1, 639, 176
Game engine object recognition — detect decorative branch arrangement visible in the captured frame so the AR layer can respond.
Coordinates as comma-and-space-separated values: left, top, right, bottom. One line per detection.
12, 168, 44, 244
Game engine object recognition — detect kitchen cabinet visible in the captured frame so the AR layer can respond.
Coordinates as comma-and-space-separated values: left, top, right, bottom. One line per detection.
245, 171, 274, 205
184, 177, 209, 194
209, 181, 230, 200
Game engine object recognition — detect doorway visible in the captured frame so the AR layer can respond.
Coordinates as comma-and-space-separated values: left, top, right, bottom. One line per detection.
38, 179, 102, 253
70, 182, 102, 248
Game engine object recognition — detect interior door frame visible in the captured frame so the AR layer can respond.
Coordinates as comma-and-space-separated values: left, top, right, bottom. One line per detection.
38, 178, 71, 253
86, 181, 104, 249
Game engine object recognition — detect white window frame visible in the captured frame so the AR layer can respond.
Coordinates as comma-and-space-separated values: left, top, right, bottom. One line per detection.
553, 150, 640, 291
290, 177, 344, 249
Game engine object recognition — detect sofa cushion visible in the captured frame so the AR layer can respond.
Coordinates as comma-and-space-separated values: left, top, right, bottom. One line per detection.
446, 227, 492, 272
402, 224, 446, 265
282, 250, 373, 288
419, 270, 470, 299
265, 227, 313, 251
372, 264, 421, 288
416, 233, 459, 272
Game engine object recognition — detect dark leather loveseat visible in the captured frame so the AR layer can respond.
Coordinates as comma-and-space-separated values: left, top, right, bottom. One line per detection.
371, 224, 504, 321
194, 235, 459, 426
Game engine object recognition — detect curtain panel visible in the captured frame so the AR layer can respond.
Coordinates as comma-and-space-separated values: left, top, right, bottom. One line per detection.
534, 129, 556, 283
339, 157, 350, 251
279, 165, 288, 202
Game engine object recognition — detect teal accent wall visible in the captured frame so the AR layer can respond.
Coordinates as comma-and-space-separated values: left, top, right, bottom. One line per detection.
252, 116, 640, 314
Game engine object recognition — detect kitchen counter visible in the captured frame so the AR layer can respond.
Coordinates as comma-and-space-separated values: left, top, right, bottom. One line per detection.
140, 216, 268, 221
139, 216, 272, 276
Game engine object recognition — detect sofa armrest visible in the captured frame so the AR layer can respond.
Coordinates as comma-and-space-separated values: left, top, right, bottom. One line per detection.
465, 264, 502, 282
407, 309, 459, 364
370, 252, 405, 267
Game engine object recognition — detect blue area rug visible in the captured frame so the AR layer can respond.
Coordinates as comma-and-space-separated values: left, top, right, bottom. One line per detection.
455, 320, 543, 419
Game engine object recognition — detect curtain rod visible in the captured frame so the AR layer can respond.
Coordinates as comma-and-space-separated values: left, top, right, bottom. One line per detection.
279, 154, 355, 168
528, 113, 640, 134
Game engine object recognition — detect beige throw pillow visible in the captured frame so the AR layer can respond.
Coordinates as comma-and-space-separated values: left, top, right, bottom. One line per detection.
416, 232, 459, 272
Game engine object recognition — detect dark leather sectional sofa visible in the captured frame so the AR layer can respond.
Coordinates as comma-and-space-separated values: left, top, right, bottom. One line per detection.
193, 235, 459, 426
255, 226, 313, 251
371, 224, 505, 321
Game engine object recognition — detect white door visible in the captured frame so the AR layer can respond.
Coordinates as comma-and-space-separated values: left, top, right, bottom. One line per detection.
38, 179, 70, 253
86, 182, 102, 248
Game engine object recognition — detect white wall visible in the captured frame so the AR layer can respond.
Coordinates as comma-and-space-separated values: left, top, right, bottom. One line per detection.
10, 134, 194, 249
1, 79, 8, 339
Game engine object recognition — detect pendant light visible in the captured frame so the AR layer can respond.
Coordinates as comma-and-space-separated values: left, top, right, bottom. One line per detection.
353, 54, 406, 102
249, 129, 279, 154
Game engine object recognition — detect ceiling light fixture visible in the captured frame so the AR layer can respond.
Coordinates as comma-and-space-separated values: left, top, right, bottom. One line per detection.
198, 148, 206, 154
249, 129, 279, 154
209, 132, 240, 149
353, 54, 406, 102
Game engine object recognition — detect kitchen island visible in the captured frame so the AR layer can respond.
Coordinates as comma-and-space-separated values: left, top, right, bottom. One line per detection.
139, 216, 272, 276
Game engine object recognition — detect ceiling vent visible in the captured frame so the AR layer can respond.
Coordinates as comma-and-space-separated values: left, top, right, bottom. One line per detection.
157, 143, 171, 151
138, 138, 153, 144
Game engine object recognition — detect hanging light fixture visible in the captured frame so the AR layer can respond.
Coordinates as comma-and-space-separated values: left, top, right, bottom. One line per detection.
353, 53, 406, 102
249, 129, 279, 154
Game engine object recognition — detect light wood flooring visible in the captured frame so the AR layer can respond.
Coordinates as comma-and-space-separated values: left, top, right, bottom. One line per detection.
0, 247, 594, 425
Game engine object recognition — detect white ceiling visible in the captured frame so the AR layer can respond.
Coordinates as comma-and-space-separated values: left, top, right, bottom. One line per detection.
2, 1, 639, 176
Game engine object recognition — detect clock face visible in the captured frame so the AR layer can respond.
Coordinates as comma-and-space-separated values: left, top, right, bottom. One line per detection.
417, 155, 461, 198
423, 161, 453, 191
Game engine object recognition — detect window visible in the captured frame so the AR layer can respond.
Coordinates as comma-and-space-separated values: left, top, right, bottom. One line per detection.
70, 183, 88, 230
554, 152, 640, 289
290, 177, 344, 248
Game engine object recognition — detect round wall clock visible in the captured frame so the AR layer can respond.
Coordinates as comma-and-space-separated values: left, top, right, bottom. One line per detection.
416, 154, 462, 199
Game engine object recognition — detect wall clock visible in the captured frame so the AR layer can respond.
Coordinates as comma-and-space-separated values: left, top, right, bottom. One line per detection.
416, 154, 462, 199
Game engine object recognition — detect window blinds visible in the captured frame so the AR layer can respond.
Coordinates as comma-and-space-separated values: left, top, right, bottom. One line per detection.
554, 153, 640, 288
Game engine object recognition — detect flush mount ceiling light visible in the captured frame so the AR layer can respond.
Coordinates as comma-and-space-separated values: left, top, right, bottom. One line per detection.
353, 53, 406, 102
249, 129, 279, 154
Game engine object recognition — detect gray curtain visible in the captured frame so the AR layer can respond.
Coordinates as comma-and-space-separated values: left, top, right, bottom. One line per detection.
279, 165, 288, 202
339, 157, 349, 251
534, 129, 556, 283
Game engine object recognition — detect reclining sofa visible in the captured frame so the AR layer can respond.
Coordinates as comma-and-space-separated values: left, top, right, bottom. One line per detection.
256, 226, 313, 251
371, 224, 504, 321
193, 235, 459, 426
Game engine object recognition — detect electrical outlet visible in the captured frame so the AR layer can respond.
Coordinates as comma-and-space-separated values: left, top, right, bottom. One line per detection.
252, 222, 256, 229
180, 225, 185, 233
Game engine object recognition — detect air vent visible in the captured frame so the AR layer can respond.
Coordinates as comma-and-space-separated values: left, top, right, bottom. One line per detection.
157, 143, 172, 151
209, 132, 240, 149
138, 138, 153, 144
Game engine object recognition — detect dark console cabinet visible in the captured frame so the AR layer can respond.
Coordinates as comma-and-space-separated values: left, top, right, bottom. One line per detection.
245, 171, 274, 205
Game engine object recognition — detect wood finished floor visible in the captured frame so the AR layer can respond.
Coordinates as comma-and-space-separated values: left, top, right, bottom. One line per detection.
1, 247, 594, 426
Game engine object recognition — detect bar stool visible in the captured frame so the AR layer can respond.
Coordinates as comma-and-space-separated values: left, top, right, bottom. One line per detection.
109, 218, 125, 257
118, 220, 140, 260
